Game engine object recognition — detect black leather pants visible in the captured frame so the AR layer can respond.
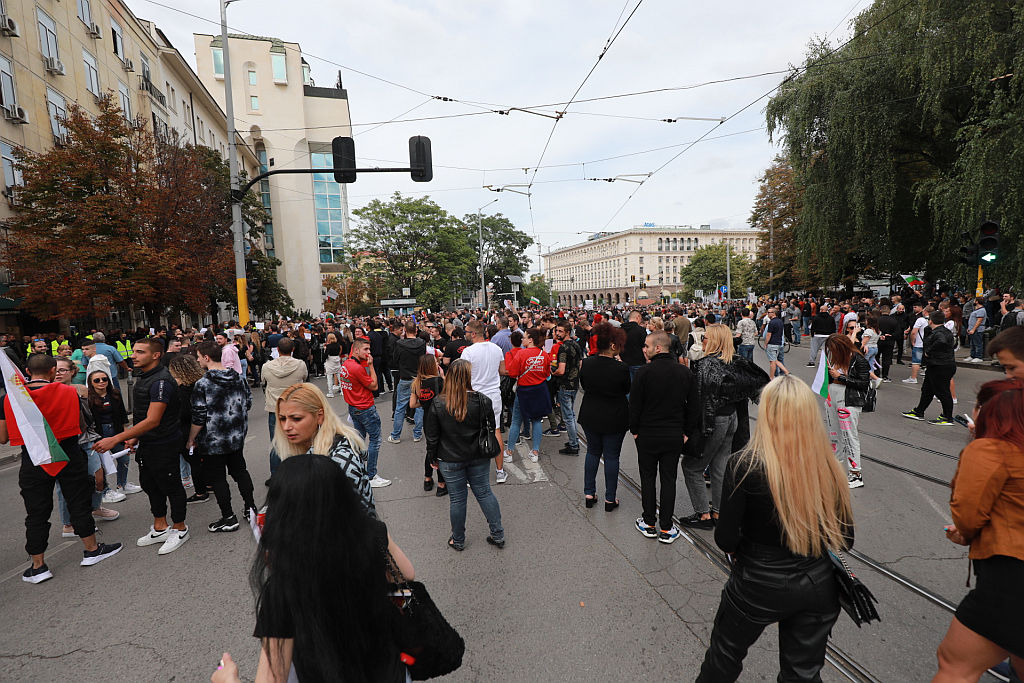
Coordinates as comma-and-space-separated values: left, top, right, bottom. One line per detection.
697, 543, 840, 683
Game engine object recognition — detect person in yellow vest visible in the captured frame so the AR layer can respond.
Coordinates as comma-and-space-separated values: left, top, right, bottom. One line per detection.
115, 337, 132, 362
50, 334, 66, 356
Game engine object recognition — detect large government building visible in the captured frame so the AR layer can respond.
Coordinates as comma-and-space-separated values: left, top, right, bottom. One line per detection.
542, 224, 760, 306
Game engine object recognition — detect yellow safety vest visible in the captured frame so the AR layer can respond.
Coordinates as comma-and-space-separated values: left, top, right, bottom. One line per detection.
116, 339, 132, 358
51, 340, 60, 356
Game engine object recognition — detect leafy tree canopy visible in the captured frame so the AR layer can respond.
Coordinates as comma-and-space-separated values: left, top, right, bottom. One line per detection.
680, 243, 752, 295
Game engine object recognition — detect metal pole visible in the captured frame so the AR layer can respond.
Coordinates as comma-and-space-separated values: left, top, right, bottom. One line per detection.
726, 242, 731, 299
478, 210, 486, 310
220, 0, 248, 325
769, 224, 774, 297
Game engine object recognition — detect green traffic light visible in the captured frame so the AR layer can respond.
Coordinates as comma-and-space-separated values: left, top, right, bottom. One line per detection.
981, 253, 997, 262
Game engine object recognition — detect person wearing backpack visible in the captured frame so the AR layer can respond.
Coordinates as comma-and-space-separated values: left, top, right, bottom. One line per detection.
687, 319, 707, 365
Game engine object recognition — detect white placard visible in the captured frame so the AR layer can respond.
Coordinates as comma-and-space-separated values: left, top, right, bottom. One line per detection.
149, 328, 155, 336
199, 328, 208, 335
304, 333, 312, 340
425, 345, 435, 356
543, 339, 553, 353
255, 322, 265, 330
100, 448, 132, 475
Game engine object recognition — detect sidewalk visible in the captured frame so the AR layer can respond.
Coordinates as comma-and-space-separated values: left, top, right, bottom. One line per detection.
0, 443, 17, 466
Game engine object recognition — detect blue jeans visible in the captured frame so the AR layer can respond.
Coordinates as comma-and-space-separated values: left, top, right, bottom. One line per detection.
390, 379, 423, 440
865, 346, 878, 371
507, 393, 542, 453
802, 317, 811, 337
557, 388, 579, 448
766, 344, 785, 376
349, 405, 383, 478
583, 428, 625, 501
116, 453, 130, 488
970, 331, 985, 359
737, 344, 754, 362
267, 411, 277, 438
179, 455, 191, 480
438, 460, 503, 546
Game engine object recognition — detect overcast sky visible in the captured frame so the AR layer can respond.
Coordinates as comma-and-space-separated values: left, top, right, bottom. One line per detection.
134, 0, 864, 272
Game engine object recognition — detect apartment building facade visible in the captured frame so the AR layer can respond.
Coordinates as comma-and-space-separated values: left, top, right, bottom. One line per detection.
543, 224, 760, 306
0, 0, 258, 333
195, 33, 353, 315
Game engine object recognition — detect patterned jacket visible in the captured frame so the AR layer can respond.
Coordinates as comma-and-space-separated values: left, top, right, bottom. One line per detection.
191, 369, 252, 454
310, 433, 376, 516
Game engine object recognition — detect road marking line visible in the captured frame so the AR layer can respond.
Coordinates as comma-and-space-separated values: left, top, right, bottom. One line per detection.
911, 481, 952, 523
503, 462, 529, 483
0, 540, 77, 585
513, 444, 549, 482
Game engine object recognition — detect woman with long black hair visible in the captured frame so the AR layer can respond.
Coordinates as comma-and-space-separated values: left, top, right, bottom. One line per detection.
696, 375, 854, 682
425, 359, 505, 551
822, 333, 871, 489
410, 354, 446, 496
169, 355, 210, 504
211, 453, 414, 683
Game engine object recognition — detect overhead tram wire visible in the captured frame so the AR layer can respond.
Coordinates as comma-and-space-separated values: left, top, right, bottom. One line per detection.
595, 0, 918, 230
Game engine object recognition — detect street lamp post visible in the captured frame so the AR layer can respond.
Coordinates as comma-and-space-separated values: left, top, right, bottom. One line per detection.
477, 197, 499, 310
220, 0, 248, 325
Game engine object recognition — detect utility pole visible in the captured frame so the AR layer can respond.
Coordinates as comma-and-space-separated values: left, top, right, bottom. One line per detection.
726, 242, 731, 300
769, 223, 774, 298
220, 0, 248, 325
477, 197, 499, 310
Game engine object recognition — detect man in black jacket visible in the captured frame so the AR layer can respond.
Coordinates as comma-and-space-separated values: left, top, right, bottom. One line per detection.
902, 311, 956, 425
806, 305, 837, 366
629, 331, 699, 544
620, 311, 648, 379
876, 305, 901, 381
388, 321, 426, 443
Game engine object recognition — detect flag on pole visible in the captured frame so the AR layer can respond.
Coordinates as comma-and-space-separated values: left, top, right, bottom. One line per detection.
901, 274, 925, 286
326, 288, 339, 300
0, 352, 70, 476
529, 296, 541, 305
810, 347, 830, 400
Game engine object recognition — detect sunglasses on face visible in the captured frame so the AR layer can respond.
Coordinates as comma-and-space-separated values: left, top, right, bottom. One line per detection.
92, 378, 109, 384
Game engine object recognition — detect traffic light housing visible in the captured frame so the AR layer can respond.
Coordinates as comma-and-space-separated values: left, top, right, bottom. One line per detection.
332, 136, 356, 183
979, 220, 1000, 263
409, 136, 433, 182
631, 275, 636, 283
958, 231, 978, 266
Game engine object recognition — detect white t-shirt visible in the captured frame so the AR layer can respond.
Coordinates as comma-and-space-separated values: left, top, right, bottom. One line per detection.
912, 317, 928, 348
459, 341, 504, 397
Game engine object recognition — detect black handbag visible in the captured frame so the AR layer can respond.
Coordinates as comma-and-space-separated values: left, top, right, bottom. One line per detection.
477, 395, 500, 458
828, 550, 880, 627
387, 553, 465, 680
862, 387, 877, 413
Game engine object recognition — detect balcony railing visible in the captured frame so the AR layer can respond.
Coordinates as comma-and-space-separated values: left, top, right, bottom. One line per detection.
138, 77, 166, 107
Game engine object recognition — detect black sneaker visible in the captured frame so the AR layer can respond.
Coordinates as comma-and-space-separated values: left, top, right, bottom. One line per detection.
559, 445, 580, 455
243, 505, 259, 522
186, 493, 209, 504
542, 428, 560, 437
486, 535, 505, 549
679, 513, 715, 530
928, 417, 955, 426
81, 542, 123, 566
557, 424, 567, 432
208, 515, 240, 533
22, 564, 53, 584
901, 410, 925, 421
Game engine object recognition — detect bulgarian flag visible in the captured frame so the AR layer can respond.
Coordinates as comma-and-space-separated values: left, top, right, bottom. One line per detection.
0, 352, 69, 476
529, 296, 541, 305
902, 274, 925, 286
810, 347, 830, 402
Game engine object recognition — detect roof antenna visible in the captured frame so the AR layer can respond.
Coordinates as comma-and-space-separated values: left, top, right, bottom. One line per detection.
335, 70, 344, 90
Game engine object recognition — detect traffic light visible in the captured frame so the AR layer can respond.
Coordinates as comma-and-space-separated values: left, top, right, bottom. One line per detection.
958, 231, 978, 266
332, 136, 356, 183
630, 275, 636, 283
979, 220, 1000, 263
409, 136, 433, 182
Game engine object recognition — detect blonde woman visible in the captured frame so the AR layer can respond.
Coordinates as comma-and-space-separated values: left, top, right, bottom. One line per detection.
696, 375, 854, 682
271, 383, 374, 513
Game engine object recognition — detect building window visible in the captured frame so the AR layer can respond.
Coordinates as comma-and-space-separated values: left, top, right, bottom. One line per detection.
271, 53, 287, 82
46, 88, 67, 138
2, 141, 23, 189
312, 151, 345, 263
167, 85, 176, 111
77, 0, 92, 25
83, 50, 100, 95
0, 54, 16, 108
118, 81, 131, 119
111, 19, 125, 59
247, 69, 257, 86
302, 63, 311, 85
694, 238, 699, 249
37, 10, 60, 61
140, 54, 151, 83
250, 96, 259, 110
212, 48, 224, 77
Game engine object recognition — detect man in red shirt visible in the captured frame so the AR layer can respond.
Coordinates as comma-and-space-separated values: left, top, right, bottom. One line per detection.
340, 338, 387, 488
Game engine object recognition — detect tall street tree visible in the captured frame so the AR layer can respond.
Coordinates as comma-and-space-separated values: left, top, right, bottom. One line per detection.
765, 0, 1024, 288
461, 212, 533, 299
348, 192, 475, 310
680, 243, 752, 295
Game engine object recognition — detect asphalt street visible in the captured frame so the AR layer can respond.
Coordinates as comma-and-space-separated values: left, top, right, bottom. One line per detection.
0, 348, 1007, 682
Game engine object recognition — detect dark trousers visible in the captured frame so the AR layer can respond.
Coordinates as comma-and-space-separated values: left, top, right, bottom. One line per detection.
894, 334, 904, 363
424, 450, 445, 483
697, 545, 839, 682
205, 449, 256, 518
181, 436, 207, 495
372, 356, 388, 396
636, 433, 684, 531
137, 440, 187, 524
20, 440, 95, 555
878, 341, 894, 379
390, 370, 402, 413
915, 364, 956, 419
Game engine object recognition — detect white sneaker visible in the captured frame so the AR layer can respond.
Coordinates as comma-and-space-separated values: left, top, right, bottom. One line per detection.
137, 526, 170, 547
62, 525, 77, 538
326, 391, 335, 398
529, 450, 539, 463
952, 398, 958, 404
157, 526, 189, 555
386, 435, 401, 444
413, 435, 422, 442
181, 476, 193, 489
101, 489, 127, 504
121, 482, 143, 494
495, 469, 508, 484
503, 449, 514, 462
369, 475, 392, 488
901, 378, 918, 384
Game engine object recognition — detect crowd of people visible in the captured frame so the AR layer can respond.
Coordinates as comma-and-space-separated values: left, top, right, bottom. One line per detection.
1, 285, 1021, 681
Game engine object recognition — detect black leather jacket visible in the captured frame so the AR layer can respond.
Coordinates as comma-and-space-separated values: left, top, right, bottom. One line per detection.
425, 392, 495, 463
834, 355, 871, 408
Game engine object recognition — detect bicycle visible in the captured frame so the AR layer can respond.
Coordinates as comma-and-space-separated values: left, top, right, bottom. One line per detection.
757, 336, 792, 354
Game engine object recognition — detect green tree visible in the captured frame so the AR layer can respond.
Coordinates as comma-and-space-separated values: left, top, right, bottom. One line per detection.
521, 274, 556, 307
765, 0, 1024, 288
461, 212, 533, 303
348, 193, 475, 310
680, 243, 752, 295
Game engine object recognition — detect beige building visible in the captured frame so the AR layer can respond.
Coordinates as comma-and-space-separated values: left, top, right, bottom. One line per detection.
195, 33, 353, 315
0, 0, 258, 333
543, 224, 760, 306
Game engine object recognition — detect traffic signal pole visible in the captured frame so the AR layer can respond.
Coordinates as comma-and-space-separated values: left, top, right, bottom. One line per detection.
221, 0, 249, 326
976, 264, 984, 297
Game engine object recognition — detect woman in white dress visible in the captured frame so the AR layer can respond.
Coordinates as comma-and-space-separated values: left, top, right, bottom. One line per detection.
323, 332, 343, 398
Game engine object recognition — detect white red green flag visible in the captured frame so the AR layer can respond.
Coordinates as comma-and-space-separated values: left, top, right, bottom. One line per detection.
529, 296, 541, 305
810, 347, 830, 400
0, 351, 69, 476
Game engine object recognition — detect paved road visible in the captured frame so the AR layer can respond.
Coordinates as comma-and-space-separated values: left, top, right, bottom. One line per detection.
0, 351, 1007, 682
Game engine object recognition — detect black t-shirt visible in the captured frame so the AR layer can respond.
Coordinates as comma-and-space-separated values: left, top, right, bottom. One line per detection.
765, 317, 784, 345
443, 339, 467, 363
416, 376, 443, 414
325, 342, 341, 357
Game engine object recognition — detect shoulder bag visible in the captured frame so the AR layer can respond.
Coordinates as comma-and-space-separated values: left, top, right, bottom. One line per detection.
387, 551, 465, 680
828, 550, 880, 627
477, 394, 500, 458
